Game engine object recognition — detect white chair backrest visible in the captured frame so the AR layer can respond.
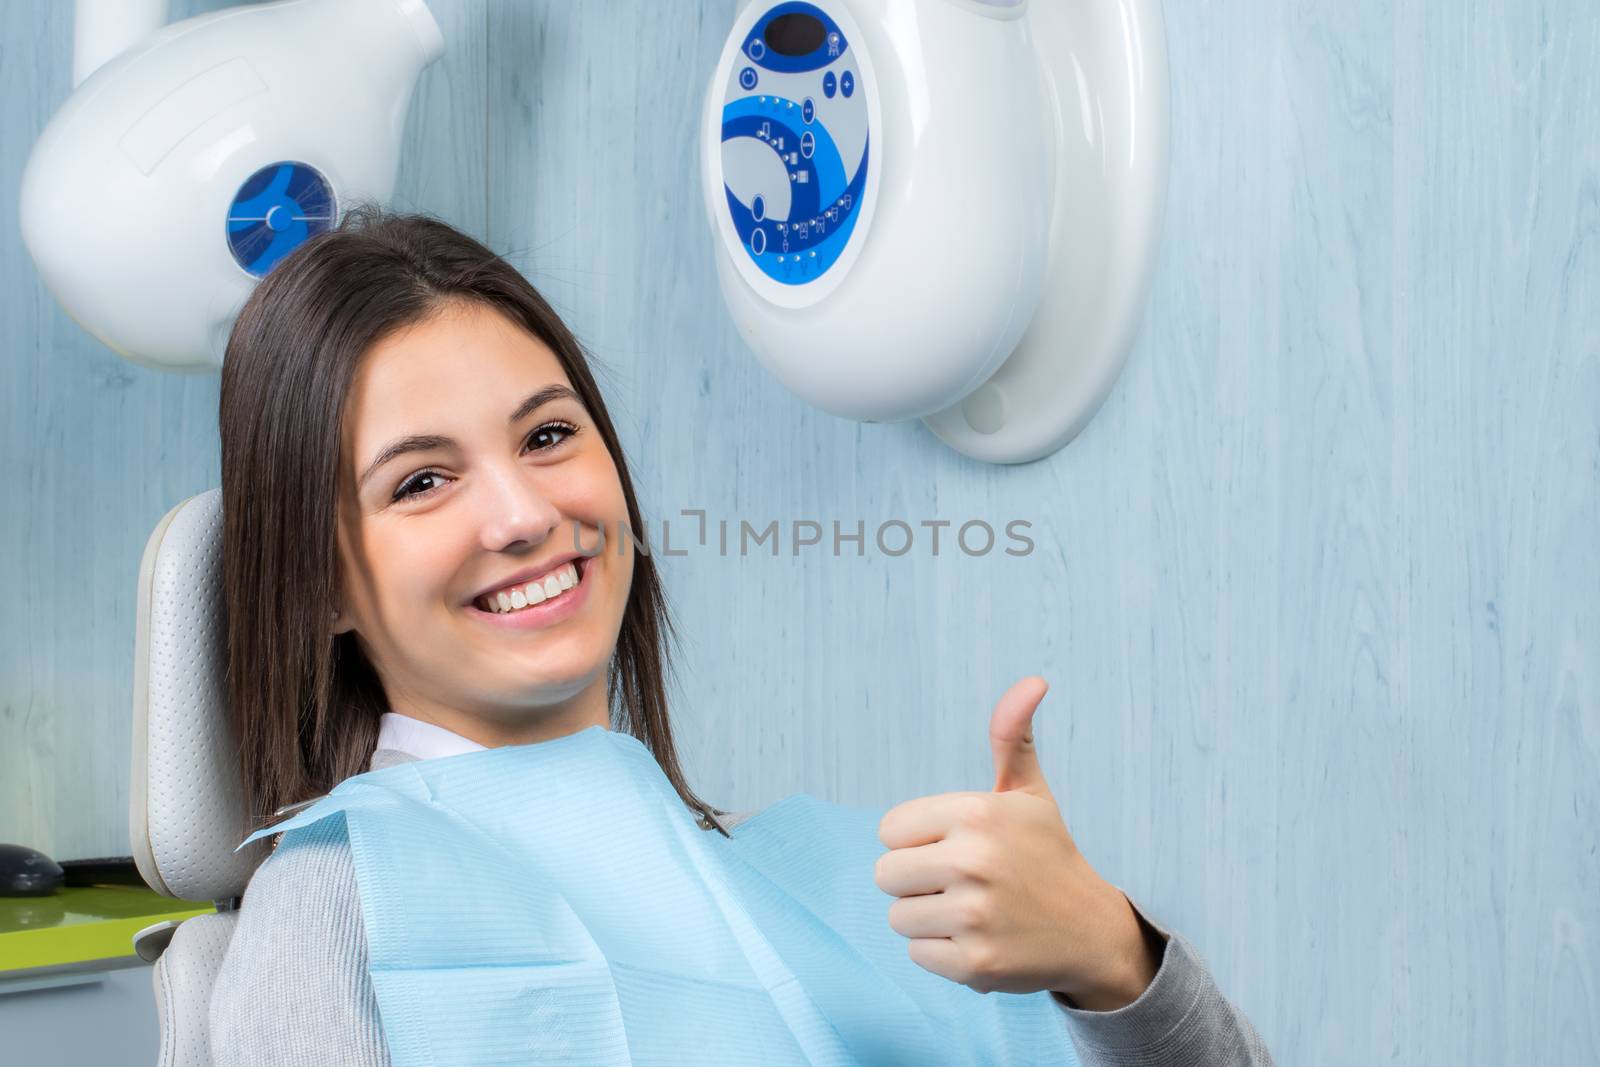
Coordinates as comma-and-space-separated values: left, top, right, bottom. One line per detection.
131, 487, 273, 1066
131, 487, 270, 905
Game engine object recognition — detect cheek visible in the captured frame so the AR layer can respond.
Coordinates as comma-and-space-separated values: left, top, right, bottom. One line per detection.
559, 450, 630, 525
563, 457, 633, 604
364, 524, 459, 620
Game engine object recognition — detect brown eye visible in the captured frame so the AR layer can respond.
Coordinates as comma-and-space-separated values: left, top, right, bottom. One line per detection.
527, 421, 579, 452
393, 470, 447, 501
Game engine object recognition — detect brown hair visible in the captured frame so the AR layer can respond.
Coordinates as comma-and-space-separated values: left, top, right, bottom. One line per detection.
218, 203, 724, 839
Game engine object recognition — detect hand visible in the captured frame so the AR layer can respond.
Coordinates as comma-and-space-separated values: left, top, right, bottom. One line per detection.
873, 676, 1160, 1009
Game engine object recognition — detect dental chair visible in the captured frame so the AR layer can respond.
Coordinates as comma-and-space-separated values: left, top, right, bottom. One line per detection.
128, 487, 271, 1067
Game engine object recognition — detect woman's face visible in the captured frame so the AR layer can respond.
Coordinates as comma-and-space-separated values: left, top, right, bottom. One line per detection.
331, 299, 633, 745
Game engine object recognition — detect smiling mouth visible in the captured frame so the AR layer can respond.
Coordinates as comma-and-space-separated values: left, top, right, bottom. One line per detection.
473, 558, 586, 614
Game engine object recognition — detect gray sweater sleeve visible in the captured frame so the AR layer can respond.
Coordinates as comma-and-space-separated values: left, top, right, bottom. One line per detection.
1051, 891, 1276, 1066
209, 813, 392, 1066
209, 814, 1272, 1066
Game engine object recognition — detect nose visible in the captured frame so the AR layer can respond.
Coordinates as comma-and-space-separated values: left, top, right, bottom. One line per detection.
473, 460, 563, 553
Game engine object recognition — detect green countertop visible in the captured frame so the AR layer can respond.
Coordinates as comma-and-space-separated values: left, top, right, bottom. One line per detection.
0, 884, 214, 972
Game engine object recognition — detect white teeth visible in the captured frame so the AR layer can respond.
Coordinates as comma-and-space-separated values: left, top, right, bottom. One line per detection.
479, 562, 581, 614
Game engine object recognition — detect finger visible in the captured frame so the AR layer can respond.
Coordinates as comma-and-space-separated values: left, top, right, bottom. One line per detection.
905, 936, 988, 992
886, 889, 965, 939
874, 838, 968, 897
879, 791, 992, 850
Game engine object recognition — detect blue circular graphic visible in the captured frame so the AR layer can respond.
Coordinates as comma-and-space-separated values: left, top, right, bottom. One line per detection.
720, 99, 870, 288
740, 66, 759, 90
803, 97, 816, 123
226, 161, 336, 278
822, 70, 837, 98
841, 70, 854, 98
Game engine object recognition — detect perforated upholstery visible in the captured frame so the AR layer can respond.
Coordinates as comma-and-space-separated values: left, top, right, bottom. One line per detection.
130, 488, 265, 1067
152, 911, 239, 1066
131, 487, 268, 901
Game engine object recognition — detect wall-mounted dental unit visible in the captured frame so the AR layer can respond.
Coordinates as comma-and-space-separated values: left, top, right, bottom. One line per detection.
20, 0, 444, 373
702, 0, 1170, 463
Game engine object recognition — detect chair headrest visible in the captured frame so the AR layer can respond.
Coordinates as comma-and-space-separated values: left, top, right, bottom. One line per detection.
130, 488, 269, 902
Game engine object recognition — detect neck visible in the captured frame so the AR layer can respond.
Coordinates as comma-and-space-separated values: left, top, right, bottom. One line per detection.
387, 672, 611, 749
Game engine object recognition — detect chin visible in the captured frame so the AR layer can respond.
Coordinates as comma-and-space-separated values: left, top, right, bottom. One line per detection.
494, 639, 608, 689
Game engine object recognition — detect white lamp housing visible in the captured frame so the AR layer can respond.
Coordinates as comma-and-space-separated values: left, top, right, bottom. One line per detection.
702, 0, 1169, 463
20, 0, 444, 373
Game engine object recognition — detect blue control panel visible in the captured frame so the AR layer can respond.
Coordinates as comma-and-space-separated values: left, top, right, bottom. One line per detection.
226, 161, 337, 278
718, 2, 871, 287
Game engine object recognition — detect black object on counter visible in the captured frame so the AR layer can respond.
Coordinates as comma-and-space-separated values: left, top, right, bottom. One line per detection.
0, 843, 65, 897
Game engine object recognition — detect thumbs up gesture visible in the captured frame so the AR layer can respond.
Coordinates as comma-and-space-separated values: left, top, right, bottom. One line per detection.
873, 677, 1161, 1009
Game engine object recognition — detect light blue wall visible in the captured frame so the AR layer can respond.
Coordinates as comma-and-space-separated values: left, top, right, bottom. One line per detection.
3, 2, 1597, 1062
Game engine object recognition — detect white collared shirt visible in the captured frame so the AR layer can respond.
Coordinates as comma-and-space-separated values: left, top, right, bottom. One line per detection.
375, 711, 487, 760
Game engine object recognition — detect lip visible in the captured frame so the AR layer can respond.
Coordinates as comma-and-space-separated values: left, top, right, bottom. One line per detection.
466, 553, 589, 607
466, 555, 594, 630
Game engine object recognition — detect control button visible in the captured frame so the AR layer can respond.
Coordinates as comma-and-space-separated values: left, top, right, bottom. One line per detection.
747, 38, 765, 61
802, 97, 816, 124
752, 195, 765, 221
740, 66, 758, 90
822, 71, 836, 98
800, 131, 815, 159
750, 228, 766, 256
840, 70, 855, 98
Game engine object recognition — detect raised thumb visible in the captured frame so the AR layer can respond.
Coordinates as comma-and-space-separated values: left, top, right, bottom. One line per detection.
990, 675, 1051, 796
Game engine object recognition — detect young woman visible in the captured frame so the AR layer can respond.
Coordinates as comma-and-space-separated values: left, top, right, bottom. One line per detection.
208, 205, 1273, 1065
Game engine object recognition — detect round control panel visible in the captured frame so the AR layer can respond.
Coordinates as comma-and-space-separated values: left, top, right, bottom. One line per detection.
712, 1, 876, 305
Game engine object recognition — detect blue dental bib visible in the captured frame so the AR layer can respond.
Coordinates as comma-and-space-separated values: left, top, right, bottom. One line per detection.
239, 725, 1080, 1066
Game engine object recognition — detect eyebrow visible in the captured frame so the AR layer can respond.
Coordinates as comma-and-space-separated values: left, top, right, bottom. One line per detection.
356, 384, 582, 490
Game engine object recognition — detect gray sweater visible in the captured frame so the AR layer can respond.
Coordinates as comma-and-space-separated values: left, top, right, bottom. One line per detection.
211, 748, 1274, 1065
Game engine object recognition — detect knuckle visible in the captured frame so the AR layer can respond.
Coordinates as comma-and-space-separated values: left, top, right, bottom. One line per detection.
956, 892, 992, 932
957, 843, 998, 884
966, 943, 1001, 987
959, 795, 993, 829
